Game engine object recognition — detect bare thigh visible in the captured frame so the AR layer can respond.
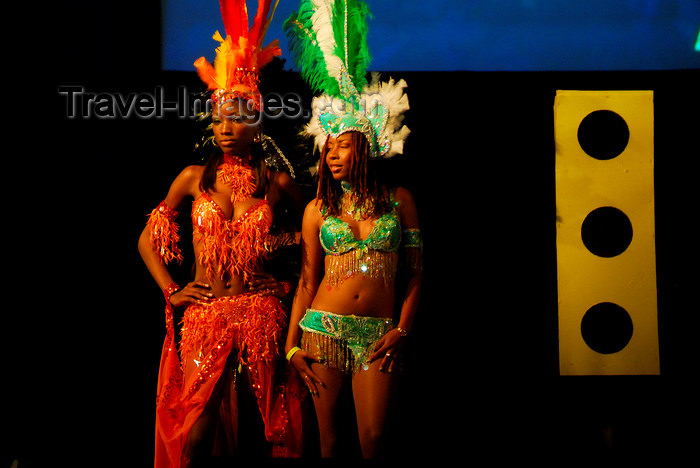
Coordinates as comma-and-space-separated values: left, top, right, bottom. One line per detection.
308, 362, 347, 457
351, 358, 400, 457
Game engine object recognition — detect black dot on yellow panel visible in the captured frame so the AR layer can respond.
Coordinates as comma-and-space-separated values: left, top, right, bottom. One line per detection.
581, 302, 634, 354
581, 206, 633, 257
577, 110, 629, 160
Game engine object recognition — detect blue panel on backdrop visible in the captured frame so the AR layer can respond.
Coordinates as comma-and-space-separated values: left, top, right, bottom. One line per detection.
162, 0, 700, 71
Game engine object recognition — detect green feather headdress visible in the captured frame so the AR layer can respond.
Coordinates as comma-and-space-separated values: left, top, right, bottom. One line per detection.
284, 0, 410, 158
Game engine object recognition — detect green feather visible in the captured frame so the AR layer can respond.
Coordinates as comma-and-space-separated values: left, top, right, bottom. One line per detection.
332, 0, 372, 91
284, 1, 338, 96
284, 0, 372, 97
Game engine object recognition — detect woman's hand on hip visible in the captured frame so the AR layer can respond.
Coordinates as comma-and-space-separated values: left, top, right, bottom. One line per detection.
369, 328, 405, 373
169, 281, 214, 307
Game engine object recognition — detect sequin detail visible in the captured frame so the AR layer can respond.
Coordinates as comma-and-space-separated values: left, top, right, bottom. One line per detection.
180, 293, 287, 398
402, 228, 423, 250
155, 292, 305, 462
147, 201, 183, 264
216, 155, 256, 203
325, 249, 398, 285
192, 194, 273, 281
320, 210, 401, 255
299, 309, 394, 374
319, 203, 401, 285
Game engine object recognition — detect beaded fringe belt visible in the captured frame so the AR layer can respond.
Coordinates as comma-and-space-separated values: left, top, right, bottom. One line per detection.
299, 309, 394, 374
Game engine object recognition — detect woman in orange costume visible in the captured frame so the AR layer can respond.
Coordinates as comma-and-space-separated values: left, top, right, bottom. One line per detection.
137, 1, 306, 466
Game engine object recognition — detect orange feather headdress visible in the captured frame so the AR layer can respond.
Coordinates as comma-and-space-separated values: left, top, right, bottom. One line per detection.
194, 0, 282, 109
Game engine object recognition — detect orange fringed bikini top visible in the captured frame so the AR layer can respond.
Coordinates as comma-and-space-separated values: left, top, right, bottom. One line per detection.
191, 155, 273, 281
192, 194, 273, 281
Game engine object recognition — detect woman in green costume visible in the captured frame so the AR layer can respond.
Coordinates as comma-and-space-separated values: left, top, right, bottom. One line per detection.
282, 0, 423, 457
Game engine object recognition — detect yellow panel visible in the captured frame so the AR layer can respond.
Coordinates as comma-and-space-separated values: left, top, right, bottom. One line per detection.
554, 90, 659, 375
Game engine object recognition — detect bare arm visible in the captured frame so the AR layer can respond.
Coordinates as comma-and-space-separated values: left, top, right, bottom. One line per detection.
275, 171, 307, 228
394, 187, 422, 334
369, 187, 422, 370
285, 200, 326, 391
137, 165, 201, 293
285, 199, 324, 353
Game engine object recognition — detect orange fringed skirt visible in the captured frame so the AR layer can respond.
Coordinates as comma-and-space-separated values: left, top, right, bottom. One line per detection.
155, 292, 304, 468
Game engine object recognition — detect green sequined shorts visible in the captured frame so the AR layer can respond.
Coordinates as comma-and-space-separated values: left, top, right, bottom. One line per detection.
299, 309, 395, 374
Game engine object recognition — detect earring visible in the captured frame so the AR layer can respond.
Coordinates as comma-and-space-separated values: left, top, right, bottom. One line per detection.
254, 131, 262, 143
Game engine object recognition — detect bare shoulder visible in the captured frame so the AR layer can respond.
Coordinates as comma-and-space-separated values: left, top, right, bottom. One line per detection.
270, 169, 293, 187
300, 199, 324, 254
163, 165, 204, 207
301, 198, 327, 231
392, 187, 419, 228
392, 186, 415, 205
178, 165, 205, 185
269, 169, 299, 198
304, 198, 323, 219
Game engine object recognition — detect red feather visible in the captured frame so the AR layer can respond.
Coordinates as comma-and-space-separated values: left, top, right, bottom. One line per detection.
249, 0, 272, 46
219, 0, 248, 39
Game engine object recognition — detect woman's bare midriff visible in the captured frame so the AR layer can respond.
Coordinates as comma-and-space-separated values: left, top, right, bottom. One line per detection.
192, 259, 251, 297
310, 268, 395, 319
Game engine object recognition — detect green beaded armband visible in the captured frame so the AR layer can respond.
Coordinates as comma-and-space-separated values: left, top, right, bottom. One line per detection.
402, 229, 423, 250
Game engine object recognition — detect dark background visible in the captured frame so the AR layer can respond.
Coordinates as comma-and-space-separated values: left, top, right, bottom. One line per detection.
7, 2, 697, 467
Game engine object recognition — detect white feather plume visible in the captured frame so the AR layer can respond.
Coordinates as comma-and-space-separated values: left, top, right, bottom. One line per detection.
311, 0, 344, 87
363, 73, 411, 158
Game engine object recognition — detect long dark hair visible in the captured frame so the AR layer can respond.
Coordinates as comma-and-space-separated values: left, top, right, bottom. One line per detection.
317, 131, 391, 218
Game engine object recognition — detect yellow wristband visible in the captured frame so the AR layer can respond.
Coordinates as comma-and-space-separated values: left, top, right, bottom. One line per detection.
286, 346, 302, 362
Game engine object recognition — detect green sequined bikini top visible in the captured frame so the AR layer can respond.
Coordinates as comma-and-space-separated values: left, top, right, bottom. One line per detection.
319, 202, 402, 256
